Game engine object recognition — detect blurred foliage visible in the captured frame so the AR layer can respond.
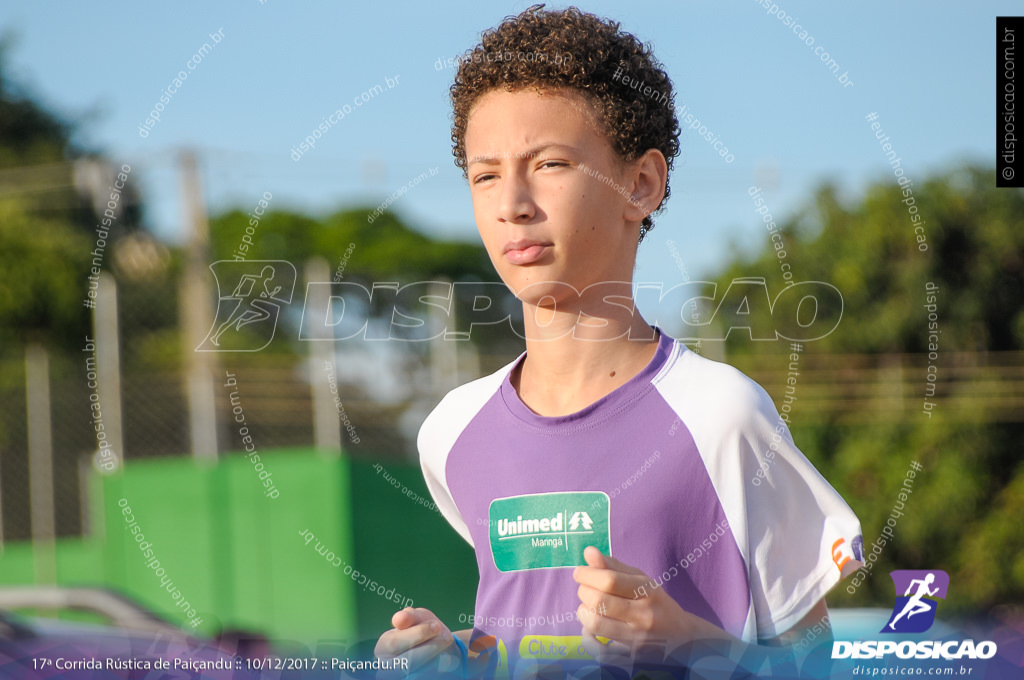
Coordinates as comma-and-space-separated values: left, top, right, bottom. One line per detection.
204, 206, 520, 360
210, 208, 494, 284
717, 166, 1024, 354
0, 37, 143, 230
0, 37, 89, 355
0, 33, 503, 362
0, 40, 145, 357
0, 198, 93, 353
0, 35, 67, 169
712, 165, 1024, 614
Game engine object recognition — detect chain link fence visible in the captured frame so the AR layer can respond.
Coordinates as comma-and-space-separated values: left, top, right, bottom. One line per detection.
0, 263, 518, 544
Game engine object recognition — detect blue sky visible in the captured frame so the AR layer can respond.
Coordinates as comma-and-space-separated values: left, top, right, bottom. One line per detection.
0, 0, 1007, 286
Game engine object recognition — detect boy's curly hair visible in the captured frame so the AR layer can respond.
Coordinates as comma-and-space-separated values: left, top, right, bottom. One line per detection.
450, 4, 680, 241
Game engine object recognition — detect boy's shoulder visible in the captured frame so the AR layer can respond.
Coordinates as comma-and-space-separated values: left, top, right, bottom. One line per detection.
417, 353, 522, 456
652, 340, 779, 432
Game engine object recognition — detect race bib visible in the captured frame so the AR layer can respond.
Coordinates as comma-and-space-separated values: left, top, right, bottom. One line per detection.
488, 492, 611, 572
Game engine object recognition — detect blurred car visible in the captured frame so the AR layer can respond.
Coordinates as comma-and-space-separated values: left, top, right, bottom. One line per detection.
0, 586, 271, 679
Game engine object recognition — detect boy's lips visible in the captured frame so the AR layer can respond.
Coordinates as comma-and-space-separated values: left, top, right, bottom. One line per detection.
502, 239, 553, 265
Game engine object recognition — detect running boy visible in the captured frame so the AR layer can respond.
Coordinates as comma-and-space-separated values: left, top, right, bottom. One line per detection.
376, 5, 863, 676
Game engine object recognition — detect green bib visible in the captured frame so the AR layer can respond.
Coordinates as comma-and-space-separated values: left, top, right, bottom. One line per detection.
488, 492, 611, 572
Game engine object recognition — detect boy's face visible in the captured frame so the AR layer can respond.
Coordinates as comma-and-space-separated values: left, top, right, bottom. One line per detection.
465, 88, 643, 307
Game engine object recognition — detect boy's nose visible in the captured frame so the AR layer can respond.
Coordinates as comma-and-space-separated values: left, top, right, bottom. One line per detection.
497, 173, 537, 223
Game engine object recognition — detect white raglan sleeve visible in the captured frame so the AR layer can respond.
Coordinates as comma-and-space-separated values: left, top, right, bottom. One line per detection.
657, 351, 863, 641
730, 376, 864, 639
416, 361, 521, 549
417, 399, 475, 547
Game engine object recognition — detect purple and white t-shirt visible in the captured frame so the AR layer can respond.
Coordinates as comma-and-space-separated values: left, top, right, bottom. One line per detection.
418, 329, 862, 661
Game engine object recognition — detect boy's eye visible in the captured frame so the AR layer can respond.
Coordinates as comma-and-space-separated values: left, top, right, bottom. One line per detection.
471, 160, 566, 184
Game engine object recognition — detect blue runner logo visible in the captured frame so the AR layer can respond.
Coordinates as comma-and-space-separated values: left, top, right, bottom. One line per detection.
881, 569, 949, 633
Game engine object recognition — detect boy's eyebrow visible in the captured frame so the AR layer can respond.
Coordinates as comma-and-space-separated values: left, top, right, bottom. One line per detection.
467, 143, 578, 166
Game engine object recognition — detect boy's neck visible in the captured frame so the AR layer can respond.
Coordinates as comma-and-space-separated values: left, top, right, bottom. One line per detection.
509, 300, 660, 417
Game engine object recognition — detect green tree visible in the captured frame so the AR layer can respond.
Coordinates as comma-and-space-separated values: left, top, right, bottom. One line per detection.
0, 36, 142, 235
718, 166, 1024, 355
0, 198, 92, 352
0, 39, 144, 356
206, 206, 517, 355
209, 207, 493, 282
712, 164, 1024, 614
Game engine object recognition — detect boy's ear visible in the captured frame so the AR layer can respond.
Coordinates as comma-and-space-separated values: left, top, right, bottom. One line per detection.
623, 148, 668, 224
